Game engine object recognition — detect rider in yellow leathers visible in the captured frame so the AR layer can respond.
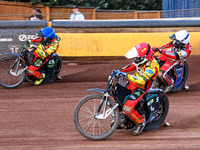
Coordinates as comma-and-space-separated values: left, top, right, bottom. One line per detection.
115, 43, 160, 135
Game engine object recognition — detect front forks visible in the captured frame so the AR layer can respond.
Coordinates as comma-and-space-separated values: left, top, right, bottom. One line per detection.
95, 92, 119, 120
9, 58, 28, 76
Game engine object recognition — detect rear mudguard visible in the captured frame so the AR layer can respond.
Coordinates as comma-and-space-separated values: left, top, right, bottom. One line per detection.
145, 88, 164, 107
147, 88, 163, 94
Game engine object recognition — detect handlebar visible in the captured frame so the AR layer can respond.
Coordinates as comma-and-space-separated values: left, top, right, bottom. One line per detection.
106, 71, 127, 92
110, 71, 121, 78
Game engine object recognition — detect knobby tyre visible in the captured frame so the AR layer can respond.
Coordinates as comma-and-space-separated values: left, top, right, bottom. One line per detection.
144, 92, 169, 131
74, 94, 119, 140
0, 56, 27, 89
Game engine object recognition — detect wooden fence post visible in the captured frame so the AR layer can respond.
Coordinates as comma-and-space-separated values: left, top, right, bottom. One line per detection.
45, 5, 50, 20
157, 11, 161, 18
92, 9, 96, 20
134, 10, 138, 19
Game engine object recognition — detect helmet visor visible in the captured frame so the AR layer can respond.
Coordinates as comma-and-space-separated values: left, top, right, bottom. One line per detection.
35, 30, 46, 44
169, 34, 176, 40
125, 47, 139, 59
36, 31, 43, 38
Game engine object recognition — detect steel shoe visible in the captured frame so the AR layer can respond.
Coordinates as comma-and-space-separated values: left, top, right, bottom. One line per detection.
184, 84, 189, 89
133, 118, 146, 135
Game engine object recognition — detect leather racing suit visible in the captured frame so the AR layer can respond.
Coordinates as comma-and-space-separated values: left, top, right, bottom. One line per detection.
120, 56, 159, 124
156, 41, 191, 85
27, 36, 60, 79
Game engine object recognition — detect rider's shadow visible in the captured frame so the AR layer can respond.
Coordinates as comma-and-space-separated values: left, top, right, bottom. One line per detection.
58, 67, 108, 83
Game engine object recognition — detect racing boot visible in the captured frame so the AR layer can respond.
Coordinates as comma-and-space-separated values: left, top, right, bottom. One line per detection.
133, 118, 146, 135
34, 73, 45, 86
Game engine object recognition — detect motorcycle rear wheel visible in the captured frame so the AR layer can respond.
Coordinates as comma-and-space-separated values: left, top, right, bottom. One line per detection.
171, 61, 189, 92
144, 92, 169, 131
0, 56, 26, 89
54, 56, 62, 79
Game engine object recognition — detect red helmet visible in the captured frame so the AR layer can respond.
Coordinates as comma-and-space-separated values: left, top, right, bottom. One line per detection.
125, 43, 153, 65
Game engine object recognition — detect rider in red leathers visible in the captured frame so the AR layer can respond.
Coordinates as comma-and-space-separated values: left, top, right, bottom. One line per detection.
152, 30, 191, 92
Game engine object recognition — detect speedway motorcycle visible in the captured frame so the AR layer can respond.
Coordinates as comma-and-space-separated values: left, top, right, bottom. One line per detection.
74, 71, 169, 140
152, 53, 189, 93
0, 43, 62, 88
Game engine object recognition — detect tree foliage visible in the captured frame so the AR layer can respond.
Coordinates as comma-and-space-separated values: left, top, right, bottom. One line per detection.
10, 0, 162, 10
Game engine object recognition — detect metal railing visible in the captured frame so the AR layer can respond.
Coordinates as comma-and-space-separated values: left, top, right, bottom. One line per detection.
162, 8, 200, 18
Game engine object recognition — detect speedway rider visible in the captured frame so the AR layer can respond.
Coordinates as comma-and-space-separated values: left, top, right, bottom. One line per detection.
152, 30, 191, 92
114, 43, 159, 135
24, 27, 60, 85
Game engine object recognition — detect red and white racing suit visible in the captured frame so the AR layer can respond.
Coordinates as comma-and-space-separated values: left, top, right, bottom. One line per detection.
157, 41, 191, 85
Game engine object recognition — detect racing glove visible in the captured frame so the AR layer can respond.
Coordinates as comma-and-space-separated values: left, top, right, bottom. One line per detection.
24, 40, 32, 49
152, 47, 162, 53
113, 70, 127, 77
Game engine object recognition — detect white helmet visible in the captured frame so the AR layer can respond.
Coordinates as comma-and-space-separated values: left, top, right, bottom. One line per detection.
169, 30, 190, 45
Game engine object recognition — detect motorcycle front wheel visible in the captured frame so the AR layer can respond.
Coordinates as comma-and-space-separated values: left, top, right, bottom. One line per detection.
74, 94, 119, 140
0, 56, 27, 89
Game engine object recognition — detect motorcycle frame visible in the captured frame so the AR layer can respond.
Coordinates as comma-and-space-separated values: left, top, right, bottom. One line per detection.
87, 73, 163, 121
156, 59, 186, 90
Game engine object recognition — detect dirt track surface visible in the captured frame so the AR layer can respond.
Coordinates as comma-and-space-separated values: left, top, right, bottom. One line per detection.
0, 56, 200, 150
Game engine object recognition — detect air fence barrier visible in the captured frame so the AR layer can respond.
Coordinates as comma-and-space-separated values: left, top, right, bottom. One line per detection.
0, 19, 199, 56
0, 21, 47, 55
